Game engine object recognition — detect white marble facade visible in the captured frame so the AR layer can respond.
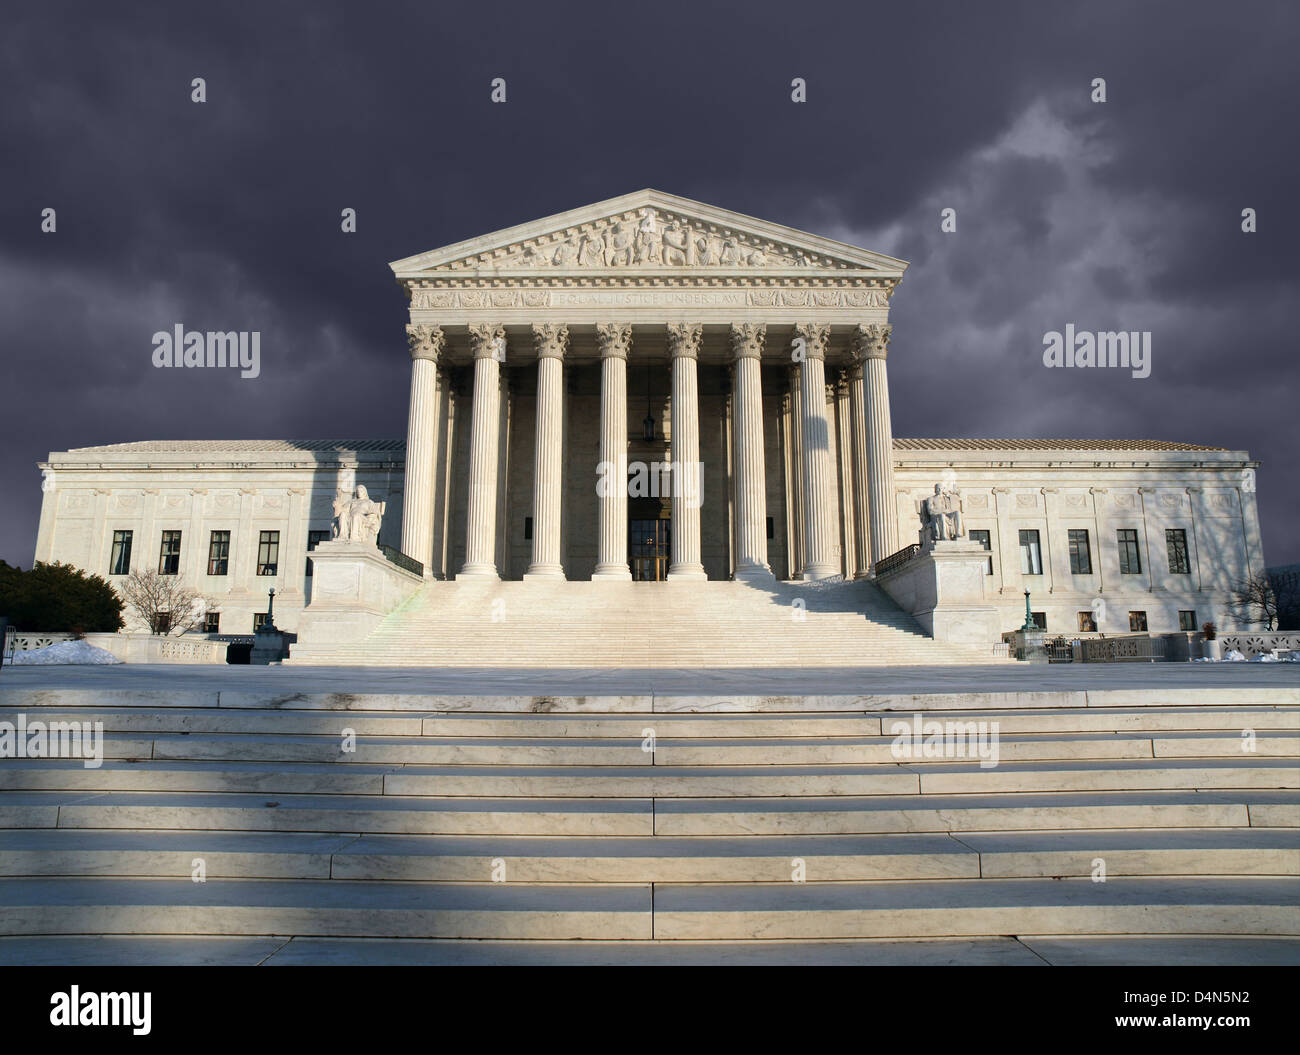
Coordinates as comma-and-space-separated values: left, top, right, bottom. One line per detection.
31, 191, 1268, 642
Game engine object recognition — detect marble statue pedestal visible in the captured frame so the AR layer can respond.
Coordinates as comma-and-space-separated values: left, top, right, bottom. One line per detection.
875, 539, 1001, 648
289, 540, 423, 659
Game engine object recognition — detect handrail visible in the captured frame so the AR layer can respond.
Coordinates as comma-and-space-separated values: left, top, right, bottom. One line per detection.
379, 544, 424, 578
874, 543, 921, 577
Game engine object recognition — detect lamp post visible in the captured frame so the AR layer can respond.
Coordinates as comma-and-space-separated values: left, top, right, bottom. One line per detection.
1021, 588, 1035, 631
264, 587, 277, 632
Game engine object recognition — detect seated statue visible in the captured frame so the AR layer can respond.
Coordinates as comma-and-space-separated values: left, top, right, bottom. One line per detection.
332, 485, 386, 545
921, 482, 965, 543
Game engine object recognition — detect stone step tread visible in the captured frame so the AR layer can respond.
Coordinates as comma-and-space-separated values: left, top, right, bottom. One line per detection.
5, 934, 1298, 966
652, 876, 1300, 911
3, 827, 1293, 855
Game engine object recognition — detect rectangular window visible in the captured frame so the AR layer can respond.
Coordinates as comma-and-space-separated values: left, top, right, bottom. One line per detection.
1178, 610, 1197, 631
523, 516, 533, 542
1078, 611, 1097, 632
155, 611, 172, 634
305, 529, 331, 576
1117, 529, 1142, 574
257, 531, 279, 576
158, 530, 182, 575
1019, 529, 1042, 576
1166, 528, 1190, 574
253, 612, 270, 632
109, 530, 133, 576
766, 516, 775, 541
1068, 529, 1092, 574
1031, 612, 1047, 630
969, 529, 993, 574
203, 612, 220, 633
207, 530, 230, 576
1129, 611, 1148, 632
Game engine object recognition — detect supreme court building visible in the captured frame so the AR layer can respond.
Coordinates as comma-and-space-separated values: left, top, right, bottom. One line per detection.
33, 191, 1268, 665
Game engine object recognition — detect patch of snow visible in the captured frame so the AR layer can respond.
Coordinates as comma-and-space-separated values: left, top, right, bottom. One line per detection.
1223, 649, 1246, 662
10, 640, 123, 665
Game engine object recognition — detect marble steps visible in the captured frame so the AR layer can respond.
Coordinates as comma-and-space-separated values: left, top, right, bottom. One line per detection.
0, 875, 1293, 941
5, 706, 1297, 737
309, 578, 1008, 667
11, 788, 1296, 836
2, 756, 1296, 797
10, 728, 1299, 766
1, 828, 1295, 882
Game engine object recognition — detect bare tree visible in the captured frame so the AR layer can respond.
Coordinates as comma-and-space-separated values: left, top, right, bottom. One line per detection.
1227, 573, 1280, 630
117, 569, 210, 635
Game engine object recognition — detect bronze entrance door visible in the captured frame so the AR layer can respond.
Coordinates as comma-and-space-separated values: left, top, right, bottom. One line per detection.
629, 518, 670, 581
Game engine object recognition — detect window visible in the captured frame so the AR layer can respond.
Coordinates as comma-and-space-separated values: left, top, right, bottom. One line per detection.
1129, 611, 1148, 632
523, 517, 533, 541
1030, 612, 1047, 630
207, 530, 230, 576
766, 516, 775, 540
109, 530, 133, 576
1078, 611, 1097, 632
305, 529, 331, 576
1178, 610, 1197, 631
1068, 529, 1092, 574
969, 529, 993, 574
158, 531, 182, 575
1117, 529, 1142, 574
1019, 529, 1042, 575
1166, 528, 1190, 574
253, 612, 270, 632
203, 612, 220, 633
257, 531, 280, 576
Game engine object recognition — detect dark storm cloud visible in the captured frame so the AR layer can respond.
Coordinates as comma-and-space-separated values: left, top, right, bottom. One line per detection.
2, 0, 1297, 565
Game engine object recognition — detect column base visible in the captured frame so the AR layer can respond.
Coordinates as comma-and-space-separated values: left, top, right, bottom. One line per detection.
801, 563, 840, 581
523, 565, 566, 581
732, 564, 775, 583
854, 570, 874, 581
668, 565, 707, 581
592, 565, 632, 581
457, 564, 500, 580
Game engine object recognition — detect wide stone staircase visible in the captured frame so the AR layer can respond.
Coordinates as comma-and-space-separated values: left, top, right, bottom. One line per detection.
0, 686, 1296, 962
289, 578, 1003, 667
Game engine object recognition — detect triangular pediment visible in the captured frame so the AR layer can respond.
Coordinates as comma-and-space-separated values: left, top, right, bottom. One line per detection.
390, 190, 907, 277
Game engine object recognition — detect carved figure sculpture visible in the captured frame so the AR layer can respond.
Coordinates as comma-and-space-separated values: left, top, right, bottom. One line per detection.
332, 485, 386, 544
921, 482, 965, 542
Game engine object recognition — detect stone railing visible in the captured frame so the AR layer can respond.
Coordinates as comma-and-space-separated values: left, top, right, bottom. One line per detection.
1077, 635, 1168, 663
5, 631, 76, 657
873, 543, 921, 577
1217, 632, 1300, 658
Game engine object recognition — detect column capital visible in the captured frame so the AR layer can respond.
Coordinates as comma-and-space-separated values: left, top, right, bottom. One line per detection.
468, 324, 506, 361
793, 323, 831, 361
666, 323, 703, 360
595, 322, 633, 359
406, 324, 445, 362
729, 322, 766, 360
850, 322, 892, 361
532, 323, 569, 360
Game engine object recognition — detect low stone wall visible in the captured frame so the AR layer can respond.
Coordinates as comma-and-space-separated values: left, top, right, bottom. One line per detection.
81, 633, 229, 664
1217, 632, 1300, 658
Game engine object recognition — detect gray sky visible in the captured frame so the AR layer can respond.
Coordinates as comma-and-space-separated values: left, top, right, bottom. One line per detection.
2, 0, 1297, 565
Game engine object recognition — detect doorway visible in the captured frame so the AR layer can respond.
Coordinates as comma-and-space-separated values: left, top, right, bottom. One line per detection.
630, 518, 670, 581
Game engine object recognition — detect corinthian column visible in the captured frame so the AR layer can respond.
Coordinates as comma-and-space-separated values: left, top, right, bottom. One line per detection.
667, 323, 706, 580
856, 323, 898, 568
730, 323, 772, 580
794, 323, 837, 580
846, 356, 872, 579
401, 324, 445, 575
525, 323, 568, 579
460, 324, 505, 579
593, 323, 633, 580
